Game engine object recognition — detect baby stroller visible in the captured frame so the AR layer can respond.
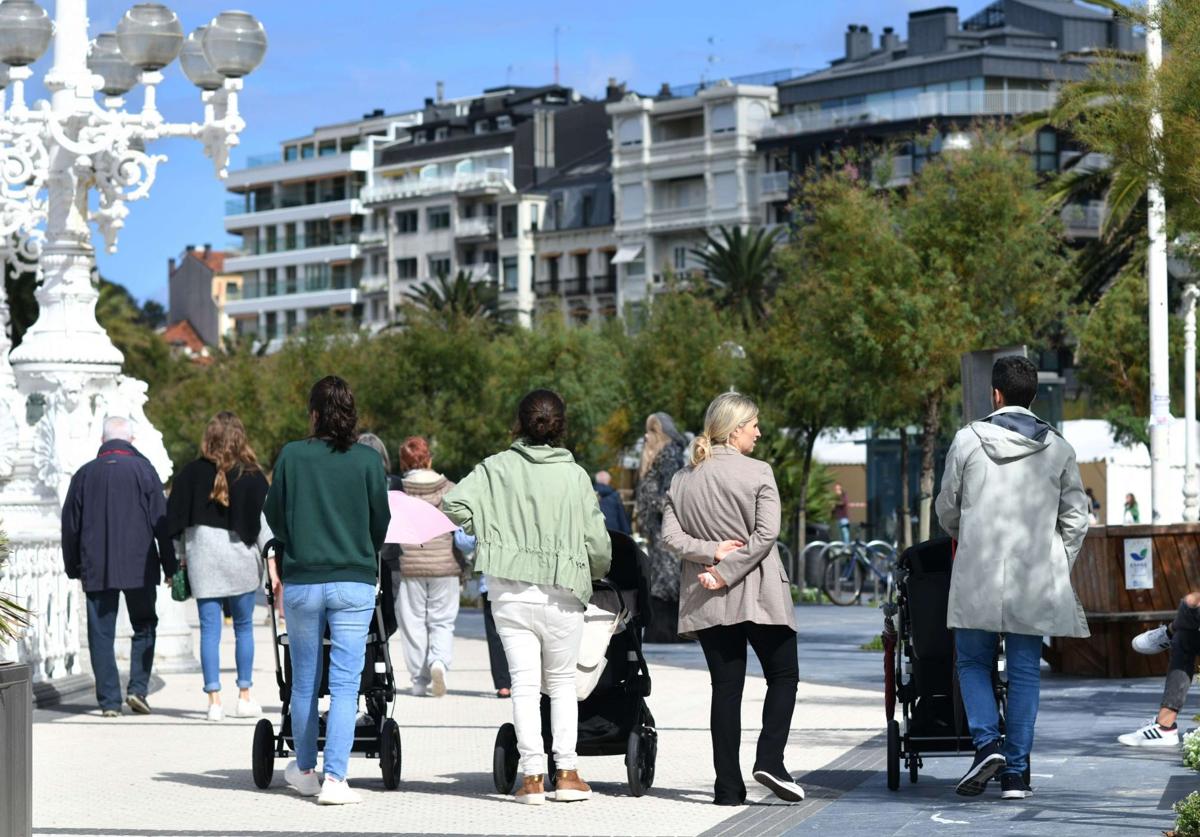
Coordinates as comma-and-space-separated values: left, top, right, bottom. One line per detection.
251, 540, 403, 790
882, 537, 1029, 791
491, 530, 658, 797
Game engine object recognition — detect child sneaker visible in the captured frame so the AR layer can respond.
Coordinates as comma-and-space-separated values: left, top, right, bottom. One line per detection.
206, 704, 224, 723
284, 760, 321, 797
317, 776, 361, 805
1132, 625, 1172, 655
1118, 719, 1180, 747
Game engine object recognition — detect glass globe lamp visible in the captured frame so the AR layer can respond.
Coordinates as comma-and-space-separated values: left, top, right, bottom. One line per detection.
116, 3, 184, 71
180, 26, 224, 90
0, 0, 52, 67
88, 33, 139, 97
202, 11, 266, 78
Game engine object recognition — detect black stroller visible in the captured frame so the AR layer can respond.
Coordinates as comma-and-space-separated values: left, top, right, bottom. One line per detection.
491, 531, 658, 797
251, 540, 403, 790
882, 537, 1029, 791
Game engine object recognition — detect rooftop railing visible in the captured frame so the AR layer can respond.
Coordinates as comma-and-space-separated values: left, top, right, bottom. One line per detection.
361, 169, 511, 203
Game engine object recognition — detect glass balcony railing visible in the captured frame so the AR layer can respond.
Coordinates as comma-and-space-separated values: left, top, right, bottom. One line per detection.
225, 186, 362, 216
240, 273, 362, 300
235, 232, 362, 256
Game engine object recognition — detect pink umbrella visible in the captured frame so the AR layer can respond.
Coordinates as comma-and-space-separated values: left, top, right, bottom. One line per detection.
385, 490, 458, 545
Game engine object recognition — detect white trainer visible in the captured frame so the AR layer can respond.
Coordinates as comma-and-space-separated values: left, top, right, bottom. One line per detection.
1118, 720, 1180, 747
429, 661, 448, 697
235, 698, 262, 718
205, 704, 223, 723
1132, 625, 1172, 655
285, 760, 322, 797
317, 777, 362, 805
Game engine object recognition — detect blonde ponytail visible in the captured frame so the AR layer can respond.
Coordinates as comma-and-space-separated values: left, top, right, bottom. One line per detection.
692, 392, 759, 467
691, 434, 713, 466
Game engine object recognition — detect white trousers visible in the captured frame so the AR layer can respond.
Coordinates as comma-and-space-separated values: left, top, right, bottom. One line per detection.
492, 597, 585, 776
396, 576, 460, 690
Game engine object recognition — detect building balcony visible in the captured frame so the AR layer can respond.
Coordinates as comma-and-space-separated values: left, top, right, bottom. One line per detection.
226, 149, 372, 190
223, 286, 361, 316
455, 216, 497, 239
224, 234, 361, 272
761, 171, 790, 199
359, 274, 389, 293
224, 198, 364, 231
761, 89, 1058, 139
361, 169, 511, 204
358, 229, 388, 249
592, 274, 618, 295
459, 262, 495, 282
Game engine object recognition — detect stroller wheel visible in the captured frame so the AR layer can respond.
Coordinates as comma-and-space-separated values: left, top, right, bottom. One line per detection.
380, 719, 402, 789
252, 718, 275, 789
492, 723, 518, 794
909, 754, 919, 784
626, 727, 657, 797
886, 720, 900, 791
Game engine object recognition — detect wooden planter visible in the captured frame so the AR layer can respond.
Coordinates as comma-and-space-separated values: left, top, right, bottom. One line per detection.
1045, 523, 1200, 678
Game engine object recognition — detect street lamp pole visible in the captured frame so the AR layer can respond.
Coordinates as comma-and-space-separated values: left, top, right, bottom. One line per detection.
1146, 0, 1173, 523
1184, 283, 1199, 521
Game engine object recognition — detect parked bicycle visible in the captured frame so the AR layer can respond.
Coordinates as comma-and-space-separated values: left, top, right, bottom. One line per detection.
822, 539, 899, 606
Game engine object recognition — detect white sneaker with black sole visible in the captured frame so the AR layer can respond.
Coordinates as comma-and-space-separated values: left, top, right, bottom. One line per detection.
1132, 625, 1172, 655
955, 742, 1006, 797
1000, 773, 1033, 800
1117, 719, 1180, 747
752, 770, 805, 802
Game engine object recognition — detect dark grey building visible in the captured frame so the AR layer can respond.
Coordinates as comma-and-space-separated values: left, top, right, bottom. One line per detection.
167, 245, 239, 347
758, 0, 1135, 236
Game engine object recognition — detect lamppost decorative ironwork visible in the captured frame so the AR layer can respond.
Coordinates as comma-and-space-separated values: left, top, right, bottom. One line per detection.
0, 0, 265, 679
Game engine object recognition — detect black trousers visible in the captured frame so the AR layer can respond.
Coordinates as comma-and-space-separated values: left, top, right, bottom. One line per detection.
697, 622, 799, 803
481, 592, 511, 691
1163, 600, 1200, 711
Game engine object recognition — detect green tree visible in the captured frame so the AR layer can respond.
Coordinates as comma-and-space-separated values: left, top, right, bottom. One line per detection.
404, 269, 513, 328
690, 225, 779, 329
95, 278, 186, 392
0, 524, 30, 643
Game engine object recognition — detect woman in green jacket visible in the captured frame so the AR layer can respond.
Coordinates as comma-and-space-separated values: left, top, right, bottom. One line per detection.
443, 389, 611, 805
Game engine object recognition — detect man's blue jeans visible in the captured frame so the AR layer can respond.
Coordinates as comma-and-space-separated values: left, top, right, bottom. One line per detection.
85, 587, 158, 709
955, 629, 1042, 776
283, 581, 375, 781
197, 591, 256, 693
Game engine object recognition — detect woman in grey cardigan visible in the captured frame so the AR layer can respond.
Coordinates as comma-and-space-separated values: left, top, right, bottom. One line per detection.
661, 392, 802, 806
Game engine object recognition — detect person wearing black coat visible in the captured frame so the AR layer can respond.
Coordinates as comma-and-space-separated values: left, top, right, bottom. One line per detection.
61, 417, 176, 717
594, 470, 631, 535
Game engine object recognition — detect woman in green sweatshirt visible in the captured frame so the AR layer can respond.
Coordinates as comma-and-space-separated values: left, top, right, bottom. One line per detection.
443, 389, 611, 805
263, 376, 390, 806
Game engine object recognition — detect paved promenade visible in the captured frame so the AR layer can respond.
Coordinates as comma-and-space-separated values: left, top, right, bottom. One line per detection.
31, 604, 1196, 835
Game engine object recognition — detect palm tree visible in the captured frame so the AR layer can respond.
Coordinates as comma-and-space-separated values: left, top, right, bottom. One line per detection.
404, 269, 513, 326
0, 526, 29, 643
689, 225, 781, 328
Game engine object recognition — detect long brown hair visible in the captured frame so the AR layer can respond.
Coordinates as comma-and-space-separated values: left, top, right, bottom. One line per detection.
200, 411, 261, 506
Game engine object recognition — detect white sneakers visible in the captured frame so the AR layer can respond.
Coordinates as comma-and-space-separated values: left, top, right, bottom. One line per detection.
429, 661, 448, 698
1118, 719, 1181, 747
1133, 625, 1172, 655
285, 760, 322, 796
206, 704, 224, 723
317, 777, 362, 805
235, 698, 262, 718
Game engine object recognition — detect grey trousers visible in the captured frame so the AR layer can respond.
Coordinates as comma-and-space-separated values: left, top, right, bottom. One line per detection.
396, 576, 460, 691
1162, 600, 1200, 712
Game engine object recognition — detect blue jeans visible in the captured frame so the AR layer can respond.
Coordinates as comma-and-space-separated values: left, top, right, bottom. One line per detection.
955, 629, 1042, 776
283, 581, 375, 781
85, 587, 157, 709
197, 592, 256, 693
839, 518, 851, 543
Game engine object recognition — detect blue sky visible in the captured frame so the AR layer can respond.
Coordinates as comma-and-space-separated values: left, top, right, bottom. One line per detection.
29, 0, 947, 303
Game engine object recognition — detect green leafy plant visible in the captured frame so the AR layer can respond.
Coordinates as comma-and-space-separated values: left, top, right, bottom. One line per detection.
790, 585, 824, 605
0, 525, 30, 645
1173, 790, 1200, 837
1182, 728, 1200, 771
860, 635, 885, 652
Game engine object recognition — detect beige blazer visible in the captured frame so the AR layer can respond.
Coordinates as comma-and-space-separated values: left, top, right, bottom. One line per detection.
660, 446, 795, 635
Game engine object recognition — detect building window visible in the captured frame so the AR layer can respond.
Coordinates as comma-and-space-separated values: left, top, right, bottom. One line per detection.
300, 143, 315, 160
265, 227, 277, 253
710, 102, 736, 134
283, 145, 298, 162
501, 205, 518, 238
428, 255, 451, 277
285, 266, 298, 294
575, 252, 589, 279
318, 140, 337, 157
414, 132, 427, 145
397, 257, 418, 279
434, 127, 449, 142
1036, 129, 1058, 173
304, 264, 329, 292
673, 247, 689, 271
547, 257, 560, 289
502, 256, 518, 292
617, 117, 642, 146
621, 183, 645, 220
285, 310, 298, 334
265, 268, 277, 296
713, 171, 738, 209
427, 206, 451, 230
496, 114, 512, 130
912, 134, 943, 174
395, 210, 418, 233
265, 311, 277, 337
581, 193, 595, 226
475, 120, 490, 135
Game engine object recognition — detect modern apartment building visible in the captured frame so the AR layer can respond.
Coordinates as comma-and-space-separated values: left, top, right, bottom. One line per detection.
607, 81, 778, 319
221, 108, 423, 349
360, 84, 617, 328
166, 244, 241, 347
757, 0, 1136, 237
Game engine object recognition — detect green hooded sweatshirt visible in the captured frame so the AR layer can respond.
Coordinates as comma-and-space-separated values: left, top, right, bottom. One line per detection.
442, 441, 611, 606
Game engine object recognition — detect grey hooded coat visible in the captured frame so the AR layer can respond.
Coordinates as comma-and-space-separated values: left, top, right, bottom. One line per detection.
935, 406, 1091, 638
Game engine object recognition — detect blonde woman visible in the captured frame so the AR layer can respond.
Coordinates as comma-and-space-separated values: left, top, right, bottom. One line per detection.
661, 392, 802, 806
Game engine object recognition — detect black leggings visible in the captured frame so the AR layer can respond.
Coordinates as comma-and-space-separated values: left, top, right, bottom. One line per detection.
1163, 600, 1200, 712
697, 622, 799, 804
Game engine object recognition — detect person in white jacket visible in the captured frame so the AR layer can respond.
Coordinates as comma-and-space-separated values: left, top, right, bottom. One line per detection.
935, 355, 1090, 801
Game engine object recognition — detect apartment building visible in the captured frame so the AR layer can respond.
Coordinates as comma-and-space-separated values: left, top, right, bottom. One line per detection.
166, 244, 241, 347
360, 84, 617, 328
607, 81, 778, 319
757, 0, 1137, 237
221, 107, 423, 349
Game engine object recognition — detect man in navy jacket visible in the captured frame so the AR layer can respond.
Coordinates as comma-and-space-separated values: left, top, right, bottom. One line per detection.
594, 470, 631, 535
62, 416, 176, 716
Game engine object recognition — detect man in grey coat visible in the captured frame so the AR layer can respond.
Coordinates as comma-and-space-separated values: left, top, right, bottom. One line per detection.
935, 356, 1089, 801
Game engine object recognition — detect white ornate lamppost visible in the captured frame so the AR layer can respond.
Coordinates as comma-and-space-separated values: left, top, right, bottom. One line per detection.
1171, 240, 1199, 523
0, 0, 265, 683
